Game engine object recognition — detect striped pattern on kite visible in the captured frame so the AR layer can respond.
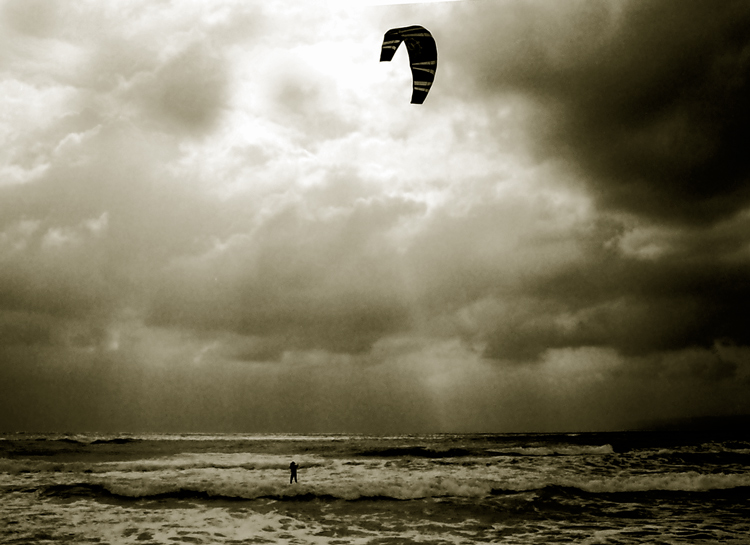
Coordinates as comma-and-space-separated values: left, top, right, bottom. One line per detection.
380, 25, 437, 104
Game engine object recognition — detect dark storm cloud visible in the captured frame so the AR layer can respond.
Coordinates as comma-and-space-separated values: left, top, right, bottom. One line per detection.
0, 310, 111, 351
0, 311, 54, 346
473, 214, 750, 362
0, 118, 228, 363
449, 0, 750, 223
145, 192, 421, 357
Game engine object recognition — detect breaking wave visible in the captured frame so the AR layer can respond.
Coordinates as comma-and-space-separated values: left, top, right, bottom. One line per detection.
38, 482, 416, 503
357, 447, 475, 458
31, 470, 750, 505
357, 444, 615, 458
0, 455, 328, 475
489, 444, 615, 456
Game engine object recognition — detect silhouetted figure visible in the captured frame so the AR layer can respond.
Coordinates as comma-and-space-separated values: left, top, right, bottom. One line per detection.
289, 461, 298, 484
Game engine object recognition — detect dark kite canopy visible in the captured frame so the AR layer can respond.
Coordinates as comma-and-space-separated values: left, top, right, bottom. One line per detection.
380, 25, 437, 104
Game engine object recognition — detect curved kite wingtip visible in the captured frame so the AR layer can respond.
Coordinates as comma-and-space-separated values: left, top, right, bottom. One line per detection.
380, 25, 437, 104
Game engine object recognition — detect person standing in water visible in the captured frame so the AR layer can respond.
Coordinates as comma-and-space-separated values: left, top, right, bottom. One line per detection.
289, 461, 298, 484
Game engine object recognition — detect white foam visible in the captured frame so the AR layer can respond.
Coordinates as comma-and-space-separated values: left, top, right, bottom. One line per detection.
495, 444, 614, 456
9, 448, 750, 501
572, 471, 750, 494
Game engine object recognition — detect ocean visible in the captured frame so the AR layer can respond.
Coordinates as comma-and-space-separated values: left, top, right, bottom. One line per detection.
1, 431, 749, 544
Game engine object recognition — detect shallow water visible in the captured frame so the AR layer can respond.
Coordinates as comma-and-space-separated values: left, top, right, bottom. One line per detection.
1, 432, 749, 544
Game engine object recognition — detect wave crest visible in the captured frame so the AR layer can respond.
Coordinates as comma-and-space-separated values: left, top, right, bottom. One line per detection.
33, 469, 750, 505
491, 444, 615, 456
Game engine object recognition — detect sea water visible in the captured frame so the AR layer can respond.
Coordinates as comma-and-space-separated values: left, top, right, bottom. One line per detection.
1, 432, 749, 544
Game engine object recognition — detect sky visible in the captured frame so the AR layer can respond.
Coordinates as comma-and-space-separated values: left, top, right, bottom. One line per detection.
2, 0, 750, 434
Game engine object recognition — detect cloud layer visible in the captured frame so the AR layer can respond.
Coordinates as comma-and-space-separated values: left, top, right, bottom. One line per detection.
2, 0, 750, 432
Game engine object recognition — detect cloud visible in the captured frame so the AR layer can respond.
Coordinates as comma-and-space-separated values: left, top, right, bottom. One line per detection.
126, 40, 229, 133
2, 0, 59, 38
145, 191, 420, 356
448, 0, 750, 224
456, 211, 750, 361
0, 310, 55, 347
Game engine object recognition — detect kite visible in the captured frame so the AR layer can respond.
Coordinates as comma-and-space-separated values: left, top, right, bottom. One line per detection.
380, 25, 437, 104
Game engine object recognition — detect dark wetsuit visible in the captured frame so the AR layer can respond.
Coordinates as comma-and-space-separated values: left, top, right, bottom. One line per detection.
289, 461, 298, 483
